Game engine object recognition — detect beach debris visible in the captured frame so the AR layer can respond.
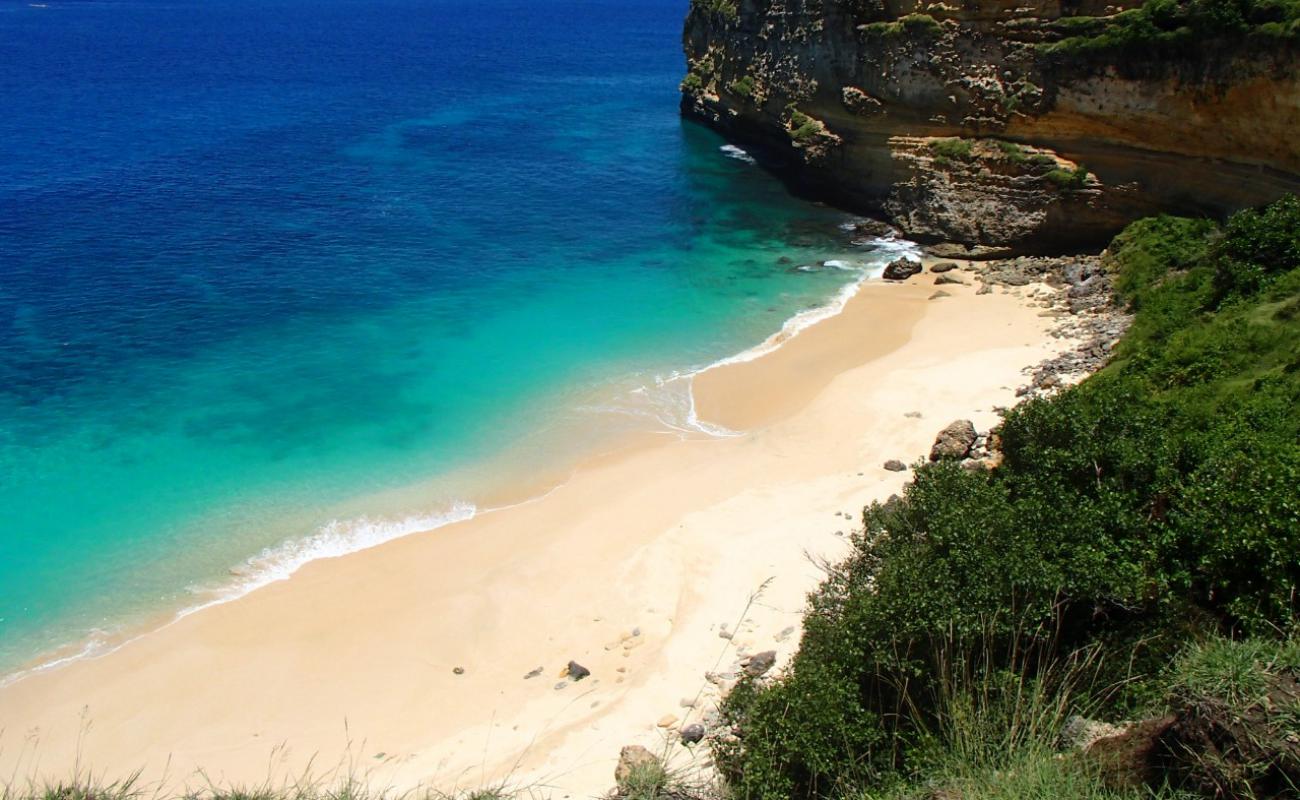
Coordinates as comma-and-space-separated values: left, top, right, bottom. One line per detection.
452, 666, 465, 675
742, 650, 778, 677
930, 419, 977, 461
657, 713, 679, 728
882, 257, 922, 281
615, 745, 658, 785
523, 666, 543, 679
566, 660, 591, 681
680, 723, 706, 745
883, 459, 907, 472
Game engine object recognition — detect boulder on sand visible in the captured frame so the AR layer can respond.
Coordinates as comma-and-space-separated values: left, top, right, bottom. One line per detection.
930, 420, 977, 461
882, 258, 922, 281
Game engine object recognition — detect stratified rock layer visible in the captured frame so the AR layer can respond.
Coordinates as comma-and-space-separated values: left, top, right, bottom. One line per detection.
681, 0, 1300, 252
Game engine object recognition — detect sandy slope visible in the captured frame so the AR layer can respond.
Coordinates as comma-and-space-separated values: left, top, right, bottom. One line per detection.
0, 275, 1066, 799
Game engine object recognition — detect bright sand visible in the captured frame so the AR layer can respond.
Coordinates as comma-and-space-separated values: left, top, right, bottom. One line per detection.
0, 276, 1067, 797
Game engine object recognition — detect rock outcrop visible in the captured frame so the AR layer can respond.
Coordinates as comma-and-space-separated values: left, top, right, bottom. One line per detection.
681, 0, 1300, 252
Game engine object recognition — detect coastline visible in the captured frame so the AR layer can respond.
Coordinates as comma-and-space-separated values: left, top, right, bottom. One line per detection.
0, 271, 1071, 797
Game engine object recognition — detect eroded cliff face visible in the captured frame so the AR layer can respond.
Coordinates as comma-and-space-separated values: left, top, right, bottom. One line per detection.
681, 0, 1300, 252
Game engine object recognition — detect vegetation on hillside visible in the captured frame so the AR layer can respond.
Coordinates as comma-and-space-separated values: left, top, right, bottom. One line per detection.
1044, 0, 1300, 57
714, 196, 1300, 800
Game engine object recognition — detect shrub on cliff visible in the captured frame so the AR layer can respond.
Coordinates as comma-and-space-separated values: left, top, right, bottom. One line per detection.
1043, 0, 1300, 58
715, 197, 1300, 799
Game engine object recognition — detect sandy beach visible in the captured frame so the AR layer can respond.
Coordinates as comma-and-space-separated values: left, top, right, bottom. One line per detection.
0, 273, 1068, 798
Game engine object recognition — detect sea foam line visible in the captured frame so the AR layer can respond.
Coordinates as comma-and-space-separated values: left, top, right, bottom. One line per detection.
0, 502, 481, 687
3, 234, 920, 687
663, 234, 920, 431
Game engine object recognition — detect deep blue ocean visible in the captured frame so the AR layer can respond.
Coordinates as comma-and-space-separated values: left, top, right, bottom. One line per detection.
0, 0, 909, 676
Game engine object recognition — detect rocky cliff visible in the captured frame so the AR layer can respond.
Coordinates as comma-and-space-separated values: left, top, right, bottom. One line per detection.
681, 0, 1300, 253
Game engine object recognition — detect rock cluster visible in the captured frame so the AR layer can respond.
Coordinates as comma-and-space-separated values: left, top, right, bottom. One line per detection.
963, 253, 1133, 397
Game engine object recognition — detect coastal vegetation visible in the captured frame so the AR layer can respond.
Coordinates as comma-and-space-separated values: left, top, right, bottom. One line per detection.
1043, 0, 1300, 57
712, 196, 1300, 800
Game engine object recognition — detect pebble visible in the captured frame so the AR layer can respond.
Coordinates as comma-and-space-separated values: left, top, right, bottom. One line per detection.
452, 666, 465, 675
657, 714, 679, 728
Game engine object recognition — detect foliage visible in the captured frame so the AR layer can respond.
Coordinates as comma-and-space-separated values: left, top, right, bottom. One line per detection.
928, 138, 973, 165
715, 197, 1300, 799
786, 108, 824, 143
690, 0, 738, 22
681, 71, 704, 93
1043, 0, 1300, 58
995, 140, 1029, 163
1045, 164, 1091, 190
1211, 194, 1300, 304
861, 14, 943, 39
1162, 637, 1300, 797
728, 75, 755, 98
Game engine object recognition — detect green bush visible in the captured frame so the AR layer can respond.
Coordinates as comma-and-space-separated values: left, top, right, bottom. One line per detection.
1212, 194, 1300, 304
1044, 164, 1090, 190
787, 109, 823, 143
681, 71, 704, 93
728, 74, 755, 98
1043, 0, 1300, 58
928, 138, 973, 164
861, 13, 943, 39
1161, 637, 1300, 797
691, 0, 738, 22
715, 197, 1300, 799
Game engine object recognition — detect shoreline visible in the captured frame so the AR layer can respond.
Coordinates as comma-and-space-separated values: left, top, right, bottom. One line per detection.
0, 242, 920, 690
0, 268, 1071, 797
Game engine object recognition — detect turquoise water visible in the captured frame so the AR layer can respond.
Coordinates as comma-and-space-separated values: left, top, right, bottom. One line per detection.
0, 0, 911, 675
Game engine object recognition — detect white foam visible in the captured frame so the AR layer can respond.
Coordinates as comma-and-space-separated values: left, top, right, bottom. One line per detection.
720, 144, 757, 164
181, 502, 478, 619
0, 502, 480, 687
3, 234, 920, 685
697, 238, 921, 373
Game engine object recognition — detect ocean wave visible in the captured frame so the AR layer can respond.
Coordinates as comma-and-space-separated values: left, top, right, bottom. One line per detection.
181, 503, 478, 619
0, 502, 479, 687
720, 144, 757, 164
692, 236, 922, 374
